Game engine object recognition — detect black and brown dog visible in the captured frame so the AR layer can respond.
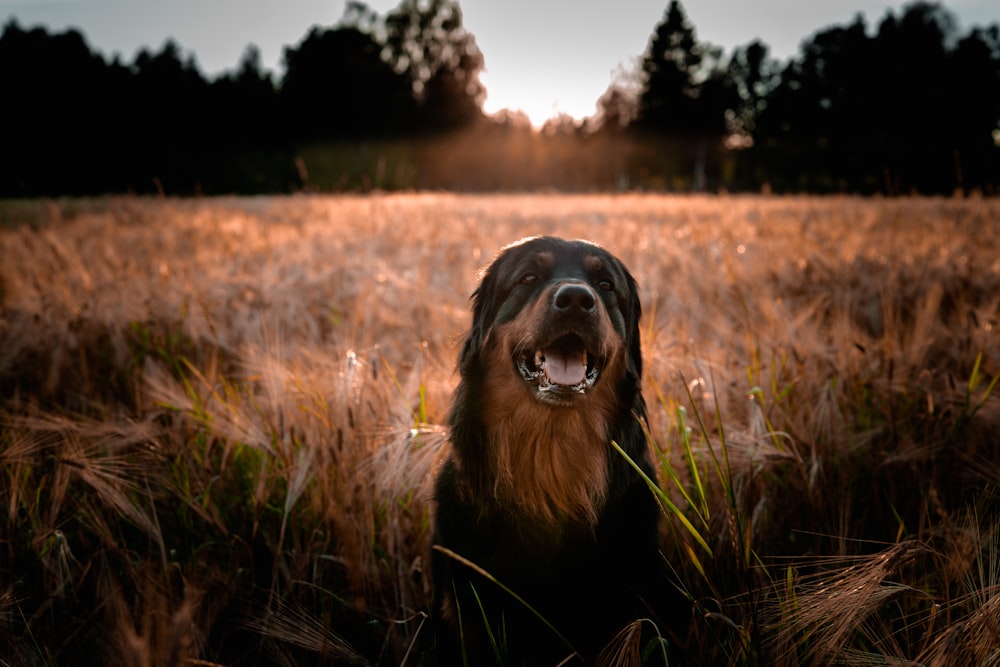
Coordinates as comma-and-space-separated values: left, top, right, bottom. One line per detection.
432, 236, 683, 665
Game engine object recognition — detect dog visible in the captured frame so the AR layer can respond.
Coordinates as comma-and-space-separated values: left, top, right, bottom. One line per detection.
431, 237, 682, 665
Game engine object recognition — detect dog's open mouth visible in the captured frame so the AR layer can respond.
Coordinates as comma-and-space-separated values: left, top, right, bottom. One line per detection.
516, 333, 601, 397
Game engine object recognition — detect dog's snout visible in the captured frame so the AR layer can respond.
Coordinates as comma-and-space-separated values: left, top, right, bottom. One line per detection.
553, 283, 596, 314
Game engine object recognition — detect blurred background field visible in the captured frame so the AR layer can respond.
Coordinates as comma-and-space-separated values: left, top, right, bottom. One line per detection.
2, 193, 999, 665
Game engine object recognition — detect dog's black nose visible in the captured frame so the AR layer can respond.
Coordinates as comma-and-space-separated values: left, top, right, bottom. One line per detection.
553, 283, 596, 314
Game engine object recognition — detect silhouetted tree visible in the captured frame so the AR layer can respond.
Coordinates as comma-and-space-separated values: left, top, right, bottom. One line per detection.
596, 85, 639, 133
633, 0, 730, 189
752, 15, 872, 190
382, 0, 485, 132
0, 21, 119, 194
636, 0, 702, 134
870, 3, 956, 192
209, 45, 280, 142
204, 46, 295, 193
341, 0, 381, 34
750, 2, 1000, 193
715, 40, 780, 189
724, 40, 777, 141
218, 46, 275, 105
3, 0, 998, 195
948, 26, 1000, 190
126, 40, 213, 192
280, 25, 416, 141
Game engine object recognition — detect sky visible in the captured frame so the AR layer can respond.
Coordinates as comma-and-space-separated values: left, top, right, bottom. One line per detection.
3, 0, 998, 126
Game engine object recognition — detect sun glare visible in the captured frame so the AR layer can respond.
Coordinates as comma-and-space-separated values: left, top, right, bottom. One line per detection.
483, 100, 555, 129
479, 71, 590, 129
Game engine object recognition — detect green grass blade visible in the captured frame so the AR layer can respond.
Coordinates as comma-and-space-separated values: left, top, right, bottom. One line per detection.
676, 405, 711, 521
433, 546, 578, 656
611, 440, 713, 557
468, 583, 502, 662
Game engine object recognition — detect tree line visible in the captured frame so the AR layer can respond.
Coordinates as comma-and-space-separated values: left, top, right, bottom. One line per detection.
2, 0, 998, 196
634, 1, 1000, 194
1, 0, 483, 195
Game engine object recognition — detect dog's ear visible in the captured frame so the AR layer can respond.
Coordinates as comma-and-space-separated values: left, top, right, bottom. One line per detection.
459, 276, 496, 376
623, 269, 643, 381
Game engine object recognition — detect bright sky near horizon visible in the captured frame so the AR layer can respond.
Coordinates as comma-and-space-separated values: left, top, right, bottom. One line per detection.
3, 0, 997, 126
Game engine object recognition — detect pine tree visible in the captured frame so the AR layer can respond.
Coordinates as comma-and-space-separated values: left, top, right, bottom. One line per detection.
636, 0, 703, 134
383, 0, 485, 132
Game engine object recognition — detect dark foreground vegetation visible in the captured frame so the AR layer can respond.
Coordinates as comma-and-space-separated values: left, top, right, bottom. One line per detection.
2, 0, 999, 196
1, 194, 998, 665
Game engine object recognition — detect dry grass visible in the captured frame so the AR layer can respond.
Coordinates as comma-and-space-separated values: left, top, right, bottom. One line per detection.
1, 193, 999, 665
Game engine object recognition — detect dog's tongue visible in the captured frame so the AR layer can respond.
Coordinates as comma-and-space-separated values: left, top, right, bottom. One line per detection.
543, 349, 587, 386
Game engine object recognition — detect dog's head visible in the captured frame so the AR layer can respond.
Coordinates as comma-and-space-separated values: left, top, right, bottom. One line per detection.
460, 236, 642, 407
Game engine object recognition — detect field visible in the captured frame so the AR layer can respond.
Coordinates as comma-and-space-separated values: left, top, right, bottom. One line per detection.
1, 193, 999, 666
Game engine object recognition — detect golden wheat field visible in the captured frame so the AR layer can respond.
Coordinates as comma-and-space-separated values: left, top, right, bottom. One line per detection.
2, 193, 1000, 666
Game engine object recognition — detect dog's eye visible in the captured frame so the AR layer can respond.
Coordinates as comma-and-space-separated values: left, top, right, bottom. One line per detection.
520, 273, 538, 285
597, 279, 614, 292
